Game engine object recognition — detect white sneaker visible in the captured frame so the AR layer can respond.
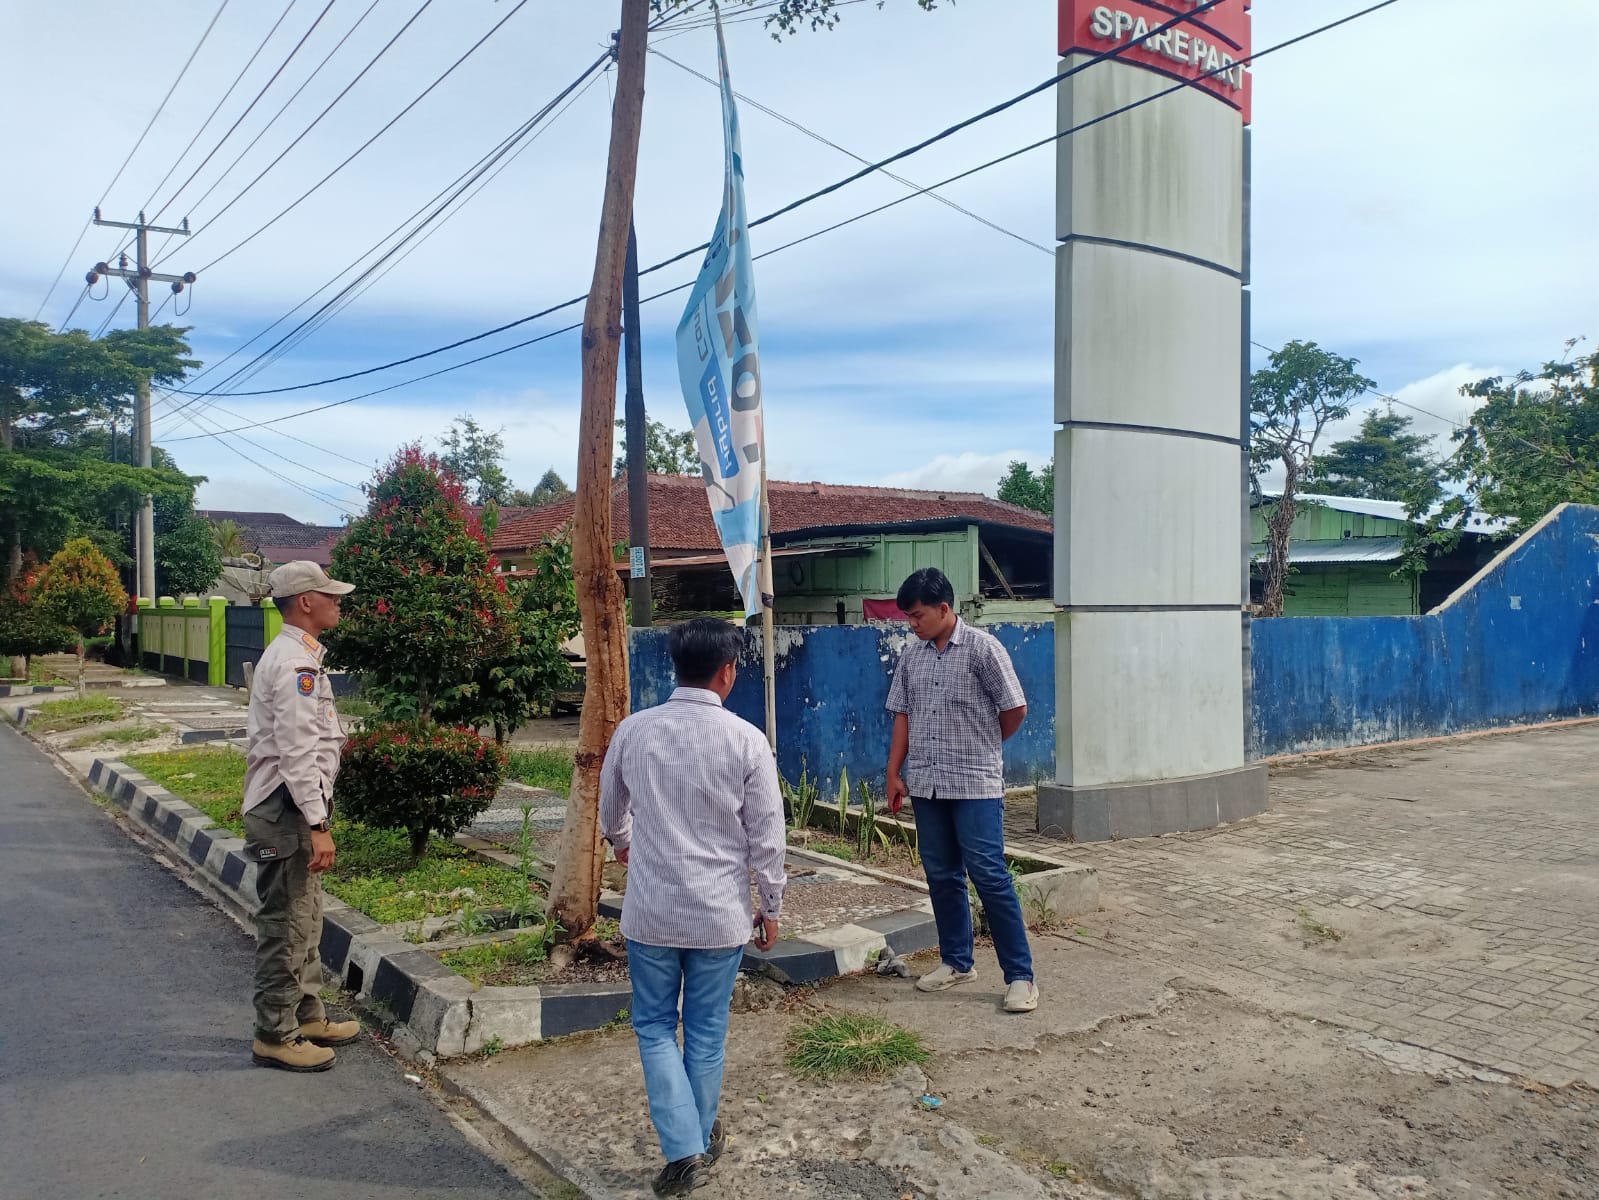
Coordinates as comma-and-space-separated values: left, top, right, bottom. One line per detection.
1003, 980, 1040, 1013
915, 964, 977, 993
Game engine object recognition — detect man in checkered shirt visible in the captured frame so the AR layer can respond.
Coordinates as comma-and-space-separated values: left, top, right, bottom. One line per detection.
885, 567, 1038, 1013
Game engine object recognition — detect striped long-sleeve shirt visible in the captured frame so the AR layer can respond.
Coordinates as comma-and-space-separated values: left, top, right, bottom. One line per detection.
600, 687, 786, 949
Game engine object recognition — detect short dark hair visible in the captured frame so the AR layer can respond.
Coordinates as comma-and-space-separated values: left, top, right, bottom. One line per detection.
669, 618, 745, 688
896, 567, 954, 611
273, 594, 301, 613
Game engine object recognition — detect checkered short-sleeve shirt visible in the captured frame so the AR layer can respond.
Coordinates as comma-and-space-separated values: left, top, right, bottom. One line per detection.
886, 618, 1025, 799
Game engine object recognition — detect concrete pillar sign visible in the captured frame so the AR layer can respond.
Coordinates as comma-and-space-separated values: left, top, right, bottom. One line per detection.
1038, 0, 1268, 841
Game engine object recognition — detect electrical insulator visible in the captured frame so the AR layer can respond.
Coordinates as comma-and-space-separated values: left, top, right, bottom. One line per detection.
171, 281, 184, 295
85, 271, 100, 285
182, 271, 197, 284
94, 262, 109, 274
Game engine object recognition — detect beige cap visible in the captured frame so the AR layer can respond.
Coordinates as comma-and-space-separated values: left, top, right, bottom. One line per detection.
269, 560, 355, 598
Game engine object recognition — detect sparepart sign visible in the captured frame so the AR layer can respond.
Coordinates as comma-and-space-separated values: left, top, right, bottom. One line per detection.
1059, 0, 1252, 123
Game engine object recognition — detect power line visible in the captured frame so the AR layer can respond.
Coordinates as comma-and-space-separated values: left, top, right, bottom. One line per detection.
1250, 339, 1466, 431
168, 0, 1232, 400
178, 0, 390, 225
170, 0, 538, 274
650, 45, 1051, 257
135, 0, 304, 223
33, 0, 230, 320
153, 56, 611, 429
168, 2, 1395, 440
151, 0, 341, 223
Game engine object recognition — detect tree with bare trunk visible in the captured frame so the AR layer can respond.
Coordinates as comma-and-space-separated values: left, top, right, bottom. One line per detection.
1250, 340, 1376, 616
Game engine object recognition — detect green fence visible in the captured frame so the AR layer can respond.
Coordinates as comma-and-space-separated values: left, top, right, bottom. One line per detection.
136, 596, 261, 687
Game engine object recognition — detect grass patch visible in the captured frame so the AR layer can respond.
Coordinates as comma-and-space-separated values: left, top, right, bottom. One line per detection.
507, 746, 574, 796
129, 747, 249, 834
441, 929, 550, 985
66, 722, 161, 749
29, 694, 124, 733
334, 696, 377, 721
29, 662, 71, 686
785, 1013, 930, 1082
124, 747, 537, 924
1297, 907, 1345, 943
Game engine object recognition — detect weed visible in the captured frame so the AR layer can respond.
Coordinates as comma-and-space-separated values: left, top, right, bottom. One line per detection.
835, 766, 851, 837
1297, 907, 1344, 943
441, 930, 550, 984
506, 747, 575, 796
1046, 1161, 1077, 1179
479, 1035, 505, 1057
756, 1092, 768, 1104
454, 899, 491, 938
66, 722, 158, 748
599, 1007, 631, 1033
505, 805, 546, 928
1075, 927, 1091, 937
30, 694, 124, 733
977, 1134, 1001, 1148
856, 781, 889, 860
785, 1013, 929, 1081
592, 916, 621, 942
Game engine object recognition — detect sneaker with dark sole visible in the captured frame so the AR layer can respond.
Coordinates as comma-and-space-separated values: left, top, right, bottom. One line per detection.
251, 1036, 335, 1072
651, 1155, 708, 1196
705, 1118, 727, 1165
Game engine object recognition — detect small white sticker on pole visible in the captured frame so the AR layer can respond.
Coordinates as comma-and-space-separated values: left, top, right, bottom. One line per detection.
629, 546, 647, 578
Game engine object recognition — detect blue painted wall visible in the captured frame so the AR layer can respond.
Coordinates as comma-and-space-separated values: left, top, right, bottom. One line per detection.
1251, 503, 1599, 755
630, 506, 1599, 781
630, 621, 1057, 795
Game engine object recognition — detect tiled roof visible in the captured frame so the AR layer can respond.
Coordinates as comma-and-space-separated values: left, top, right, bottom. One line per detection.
492, 474, 1052, 554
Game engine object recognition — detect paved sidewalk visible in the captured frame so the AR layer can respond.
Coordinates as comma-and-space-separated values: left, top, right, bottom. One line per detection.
1022, 723, 1599, 1087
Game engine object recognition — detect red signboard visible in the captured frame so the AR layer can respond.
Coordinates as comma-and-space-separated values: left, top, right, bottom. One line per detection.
1060, 0, 1252, 123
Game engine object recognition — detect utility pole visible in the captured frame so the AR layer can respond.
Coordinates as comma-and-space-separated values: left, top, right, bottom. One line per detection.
87, 209, 195, 602
622, 221, 652, 627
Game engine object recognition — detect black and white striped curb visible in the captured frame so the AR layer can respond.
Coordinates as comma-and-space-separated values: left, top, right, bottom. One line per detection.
0, 683, 68, 697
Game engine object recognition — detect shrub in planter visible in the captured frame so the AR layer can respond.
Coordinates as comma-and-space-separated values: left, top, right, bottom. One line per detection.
337, 721, 507, 859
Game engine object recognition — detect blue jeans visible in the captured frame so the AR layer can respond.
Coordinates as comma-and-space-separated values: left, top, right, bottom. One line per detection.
914, 796, 1033, 984
627, 940, 746, 1162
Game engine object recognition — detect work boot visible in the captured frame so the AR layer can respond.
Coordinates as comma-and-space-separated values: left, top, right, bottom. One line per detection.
705, 1118, 727, 1165
252, 1036, 335, 1072
650, 1155, 708, 1196
298, 1017, 362, 1046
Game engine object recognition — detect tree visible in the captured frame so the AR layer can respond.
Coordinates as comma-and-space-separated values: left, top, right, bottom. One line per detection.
156, 513, 223, 596
995, 459, 1054, 514
210, 519, 248, 559
613, 416, 699, 477
506, 468, 572, 508
0, 318, 198, 583
438, 415, 509, 506
325, 444, 512, 719
1250, 340, 1376, 616
1405, 343, 1598, 566
436, 535, 580, 744
1308, 408, 1442, 504
0, 558, 73, 680
36, 536, 127, 695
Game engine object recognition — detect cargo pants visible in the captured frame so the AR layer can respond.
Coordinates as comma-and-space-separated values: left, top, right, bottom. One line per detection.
243, 784, 326, 1043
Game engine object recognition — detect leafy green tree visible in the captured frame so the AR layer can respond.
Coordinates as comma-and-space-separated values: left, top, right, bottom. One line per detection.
0, 318, 198, 581
1309, 409, 1442, 504
325, 445, 513, 719
156, 512, 223, 596
1250, 340, 1376, 616
439, 415, 509, 505
1405, 343, 1597, 567
995, 459, 1054, 514
436, 535, 580, 744
507, 468, 571, 508
0, 558, 73, 680
37, 536, 127, 694
210, 519, 248, 559
614, 417, 699, 477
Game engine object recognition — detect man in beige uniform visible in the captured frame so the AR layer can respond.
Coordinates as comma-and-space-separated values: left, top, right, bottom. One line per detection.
244, 561, 359, 1072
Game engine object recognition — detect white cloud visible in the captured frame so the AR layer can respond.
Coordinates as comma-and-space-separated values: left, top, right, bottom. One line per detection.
881, 450, 1047, 496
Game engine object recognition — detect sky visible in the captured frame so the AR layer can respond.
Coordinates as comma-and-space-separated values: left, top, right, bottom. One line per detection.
3, 0, 1596, 522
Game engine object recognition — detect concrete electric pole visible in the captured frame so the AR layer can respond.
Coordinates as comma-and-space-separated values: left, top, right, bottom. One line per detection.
86, 210, 195, 602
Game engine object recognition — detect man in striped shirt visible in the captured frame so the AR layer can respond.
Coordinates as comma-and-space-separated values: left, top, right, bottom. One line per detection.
886, 567, 1039, 1014
601, 618, 786, 1197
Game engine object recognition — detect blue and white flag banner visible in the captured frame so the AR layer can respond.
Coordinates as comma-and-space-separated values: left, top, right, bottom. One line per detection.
674, 8, 765, 617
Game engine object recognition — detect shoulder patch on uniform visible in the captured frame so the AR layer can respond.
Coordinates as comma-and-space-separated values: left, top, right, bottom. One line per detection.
295, 670, 317, 696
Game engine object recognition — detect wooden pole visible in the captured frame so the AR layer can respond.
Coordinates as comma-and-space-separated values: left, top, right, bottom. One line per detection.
546, 0, 648, 945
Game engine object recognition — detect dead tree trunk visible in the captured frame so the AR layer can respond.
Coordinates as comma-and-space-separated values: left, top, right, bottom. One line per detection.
546, 0, 648, 945
1261, 461, 1298, 618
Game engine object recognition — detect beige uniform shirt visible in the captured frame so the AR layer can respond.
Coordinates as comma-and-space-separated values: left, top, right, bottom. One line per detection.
243, 623, 345, 825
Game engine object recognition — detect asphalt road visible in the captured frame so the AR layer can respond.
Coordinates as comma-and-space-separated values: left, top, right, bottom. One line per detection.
0, 723, 531, 1199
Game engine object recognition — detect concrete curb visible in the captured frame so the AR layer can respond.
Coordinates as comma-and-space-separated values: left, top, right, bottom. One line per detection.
0, 683, 67, 697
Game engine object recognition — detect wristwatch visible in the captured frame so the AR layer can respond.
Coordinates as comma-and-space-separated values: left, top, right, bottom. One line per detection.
310, 819, 332, 833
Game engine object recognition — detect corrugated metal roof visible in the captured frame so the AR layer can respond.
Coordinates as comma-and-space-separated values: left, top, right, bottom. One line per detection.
1255, 491, 1511, 535
1271, 537, 1407, 564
